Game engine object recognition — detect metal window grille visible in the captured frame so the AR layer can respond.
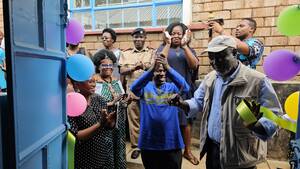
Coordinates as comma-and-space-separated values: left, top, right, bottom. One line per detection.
69, 0, 183, 31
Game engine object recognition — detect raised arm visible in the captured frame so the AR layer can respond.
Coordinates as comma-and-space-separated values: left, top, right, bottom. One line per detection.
159, 31, 172, 58
237, 38, 264, 66
167, 67, 190, 94
130, 66, 154, 97
208, 21, 263, 61
156, 55, 190, 94
181, 30, 199, 70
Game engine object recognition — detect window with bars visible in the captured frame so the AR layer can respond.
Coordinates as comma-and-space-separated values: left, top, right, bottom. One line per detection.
69, 0, 183, 31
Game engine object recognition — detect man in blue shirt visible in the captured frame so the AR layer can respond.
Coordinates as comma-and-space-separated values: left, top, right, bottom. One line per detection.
130, 55, 190, 169
169, 35, 282, 169
209, 18, 264, 69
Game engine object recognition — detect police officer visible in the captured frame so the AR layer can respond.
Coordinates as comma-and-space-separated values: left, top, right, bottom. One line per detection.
119, 28, 154, 159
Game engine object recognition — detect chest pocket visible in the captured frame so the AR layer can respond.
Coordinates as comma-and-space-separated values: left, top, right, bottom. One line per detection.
233, 95, 258, 105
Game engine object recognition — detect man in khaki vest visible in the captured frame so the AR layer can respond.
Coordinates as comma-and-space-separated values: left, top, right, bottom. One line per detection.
168, 35, 282, 169
119, 28, 154, 159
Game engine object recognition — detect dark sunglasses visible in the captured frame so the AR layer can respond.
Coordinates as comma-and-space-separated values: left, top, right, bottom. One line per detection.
100, 64, 113, 69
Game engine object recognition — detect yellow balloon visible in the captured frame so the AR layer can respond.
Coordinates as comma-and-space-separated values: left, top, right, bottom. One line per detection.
284, 91, 299, 121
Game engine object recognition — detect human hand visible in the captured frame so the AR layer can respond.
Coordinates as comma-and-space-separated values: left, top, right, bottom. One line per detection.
144, 62, 152, 70
181, 30, 191, 47
99, 108, 116, 129
208, 21, 224, 35
120, 93, 129, 107
113, 94, 123, 104
134, 61, 144, 71
105, 111, 116, 129
164, 31, 172, 44
167, 94, 183, 107
155, 54, 170, 70
243, 100, 262, 129
99, 109, 108, 126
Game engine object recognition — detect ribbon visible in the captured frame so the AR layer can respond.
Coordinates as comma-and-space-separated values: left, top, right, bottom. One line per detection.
236, 100, 258, 126
67, 131, 76, 169
236, 99, 296, 133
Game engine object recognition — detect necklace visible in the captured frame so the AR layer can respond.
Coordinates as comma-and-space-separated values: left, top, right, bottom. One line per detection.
175, 47, 181, 57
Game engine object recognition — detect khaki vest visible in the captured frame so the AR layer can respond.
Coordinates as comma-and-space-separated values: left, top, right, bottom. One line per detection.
198, 64, 282, 169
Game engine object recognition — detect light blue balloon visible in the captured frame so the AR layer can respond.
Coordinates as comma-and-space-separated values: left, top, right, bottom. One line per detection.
67, 54, 95, 82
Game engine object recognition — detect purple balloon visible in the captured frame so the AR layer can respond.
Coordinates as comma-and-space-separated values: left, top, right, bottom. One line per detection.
263, 50, 300, 81
66, 19, 84, 45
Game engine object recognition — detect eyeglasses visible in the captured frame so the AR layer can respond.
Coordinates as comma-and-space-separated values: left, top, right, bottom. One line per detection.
100, 64, 113, 69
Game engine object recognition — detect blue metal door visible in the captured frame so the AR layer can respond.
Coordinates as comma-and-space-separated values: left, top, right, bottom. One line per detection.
2, 0, 67, 168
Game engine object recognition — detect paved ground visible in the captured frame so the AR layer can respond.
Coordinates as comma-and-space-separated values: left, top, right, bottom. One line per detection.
126, 141, 290, 169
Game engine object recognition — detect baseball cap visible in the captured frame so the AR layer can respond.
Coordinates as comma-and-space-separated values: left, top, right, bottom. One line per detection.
131, 28, 146, 36
204, 35, 237, 53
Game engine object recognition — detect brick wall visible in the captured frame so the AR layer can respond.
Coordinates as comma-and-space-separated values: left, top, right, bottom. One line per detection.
81, 0, 300, 80
82, 33, 165, 56
191, 0, 300, 80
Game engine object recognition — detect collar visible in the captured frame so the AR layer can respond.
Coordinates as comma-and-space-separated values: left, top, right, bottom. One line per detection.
227, 62, 249, 86
205, 62, 248, 88
132, 47, 148, 53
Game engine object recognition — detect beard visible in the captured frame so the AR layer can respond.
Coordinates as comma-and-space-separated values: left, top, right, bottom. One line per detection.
236, 33, 248, 41
212, 60, 238, 77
